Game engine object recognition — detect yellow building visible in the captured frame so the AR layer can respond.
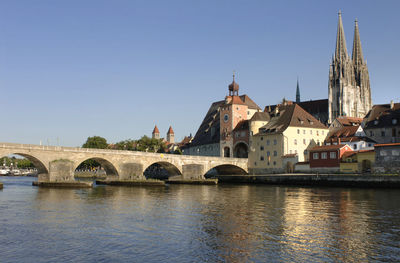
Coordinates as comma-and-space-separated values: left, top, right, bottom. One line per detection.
249, 103, 329, 174
340, 150, 375, 173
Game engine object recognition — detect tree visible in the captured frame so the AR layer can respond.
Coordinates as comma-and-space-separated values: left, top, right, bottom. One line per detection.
136, 136, 166, 153
80, 136, 108, 170
82, 136, 108, 149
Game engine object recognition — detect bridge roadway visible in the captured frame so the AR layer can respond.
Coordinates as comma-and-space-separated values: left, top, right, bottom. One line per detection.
0, 142, 248, 182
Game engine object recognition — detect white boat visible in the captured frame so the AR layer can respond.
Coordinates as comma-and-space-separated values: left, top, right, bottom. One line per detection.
0, 169, 10, 175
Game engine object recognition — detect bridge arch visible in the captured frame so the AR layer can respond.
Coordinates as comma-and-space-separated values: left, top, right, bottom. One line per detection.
205, 164, 248, 177
74, 156, 119, 177
0, 152, 48, 174
144, 161, 182, 179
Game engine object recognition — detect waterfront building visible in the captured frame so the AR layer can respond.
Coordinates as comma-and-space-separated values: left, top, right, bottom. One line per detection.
309, 144, 353, 173
373, 143, 400, 174
363, 102, 400, 143
183, 75, 261, 157
326, 117, 375, 151
340, 149, 375, 173
328, 11, 372, 123
249, 101, 328, 174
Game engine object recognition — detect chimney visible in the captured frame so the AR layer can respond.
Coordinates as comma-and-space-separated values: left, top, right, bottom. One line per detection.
390, 100, 394, 109
338, 138, 341, 145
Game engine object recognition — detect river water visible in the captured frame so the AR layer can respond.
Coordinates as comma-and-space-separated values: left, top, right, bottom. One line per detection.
0, 176, 399, 262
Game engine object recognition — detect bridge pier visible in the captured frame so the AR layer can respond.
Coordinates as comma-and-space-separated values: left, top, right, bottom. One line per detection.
182, 164, 205, 180
119, 163, 145, 180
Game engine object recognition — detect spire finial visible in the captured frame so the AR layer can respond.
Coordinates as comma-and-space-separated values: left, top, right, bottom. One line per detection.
232, 70, 236, 82
335, 10, 348, 61
296, 77, 300, 103
352, 17, 364, 64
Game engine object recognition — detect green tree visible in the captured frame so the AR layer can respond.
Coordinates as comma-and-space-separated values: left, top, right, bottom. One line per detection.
79, 136, 108, 170
136, 136, 166, 153
82, 136, 108, 149
112, 139, 137, 150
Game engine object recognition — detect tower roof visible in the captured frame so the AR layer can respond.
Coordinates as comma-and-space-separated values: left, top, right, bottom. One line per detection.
228, 73, 239, 93
152, 125, 160, 134
167, 126, 174, 134
296, 78, 300, 103
335, 11, 349, 61
352, 19, 364, 65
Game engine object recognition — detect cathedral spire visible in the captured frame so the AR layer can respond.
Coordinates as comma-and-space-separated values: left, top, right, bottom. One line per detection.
352, 18, 364, 65
296, 77, 300, 103
335, 10, 348, 61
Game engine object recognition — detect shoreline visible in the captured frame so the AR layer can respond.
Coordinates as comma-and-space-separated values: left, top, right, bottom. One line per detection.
217, 174, 400, 188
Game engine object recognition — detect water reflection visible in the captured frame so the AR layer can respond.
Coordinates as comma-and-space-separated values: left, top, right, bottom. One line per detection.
0, 177, 399, 262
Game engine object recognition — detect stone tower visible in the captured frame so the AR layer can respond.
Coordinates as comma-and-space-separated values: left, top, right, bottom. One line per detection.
167, 126, 174, 144
328, 11, 372, 123
219, 74, 248, 157
152, 125, 160, 139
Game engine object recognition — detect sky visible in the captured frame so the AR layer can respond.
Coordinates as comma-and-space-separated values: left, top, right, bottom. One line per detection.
1, 0, 399, 147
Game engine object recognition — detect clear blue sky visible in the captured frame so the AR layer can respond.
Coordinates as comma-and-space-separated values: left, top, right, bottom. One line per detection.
1, 0, 399, 146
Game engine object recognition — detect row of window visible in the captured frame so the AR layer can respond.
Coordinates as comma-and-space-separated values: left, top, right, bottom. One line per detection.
380, 150, 400, 156
259, 150, 278, 156
313, 151, 337, 159
258, 157, 277, 166
297, 129, 325, 136
294, 139, 321, 145
260, 137, 278, 145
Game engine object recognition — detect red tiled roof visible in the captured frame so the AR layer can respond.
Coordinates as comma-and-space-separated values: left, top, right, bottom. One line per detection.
167, 126, 174, 134
342, 151, 357, 159
336, 116, 363, 126
358, 149, 374, 153
152, 125, 160, 134
310, 144, 348, 152
328, 126, 359, 138
374, 143, 400, 147
226, 95, 245, 105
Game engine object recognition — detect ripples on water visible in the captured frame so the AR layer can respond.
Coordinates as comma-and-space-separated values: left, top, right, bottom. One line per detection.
0, 176, 399, 262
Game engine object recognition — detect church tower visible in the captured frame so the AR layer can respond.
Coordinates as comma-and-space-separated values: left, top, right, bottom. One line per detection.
296, 78, 300, 103
328, 11, 372, 123
167, 126, 175, 144
152, 125, 160, 139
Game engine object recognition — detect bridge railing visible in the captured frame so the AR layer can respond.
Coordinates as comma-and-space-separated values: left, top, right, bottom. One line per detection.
0, 142, 247, 163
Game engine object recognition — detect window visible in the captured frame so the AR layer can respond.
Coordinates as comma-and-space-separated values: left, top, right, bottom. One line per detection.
330, 152, 337, 159
370, 131, 374, 136
273, 139, 277, 145
273, 151, 277, 156
294, 139, 297, 145
393, 150, 400, 156
381, 130, 386, 137
247, 111, 250, 115
303, 139, 306, 145
260, 156, 264, 161
310, 130, 313, 135
273, 161, 276, 165
353, 144, 357, 150
260, 146, 264, 151
261, 137, 264, 141
380, 150, 387, 156
317, 131, 319, 136
393, 119, 398, 125
321, 152, 327, 159
266, 140, 270, 145
303, 130, 306, 134
297, 129, 300, 134
322, 131, 324, 135
267, 151, 270, 156
374, 120, 379, 125
313, 153, 319, 159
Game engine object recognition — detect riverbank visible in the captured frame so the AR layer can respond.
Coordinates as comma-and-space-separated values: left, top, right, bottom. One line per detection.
217, 174, 400, 188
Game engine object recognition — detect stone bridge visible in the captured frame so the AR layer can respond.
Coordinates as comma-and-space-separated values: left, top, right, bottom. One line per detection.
0, 142, 248, 182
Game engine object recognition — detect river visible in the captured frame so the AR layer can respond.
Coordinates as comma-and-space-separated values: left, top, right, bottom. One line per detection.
0, 176, 399, 262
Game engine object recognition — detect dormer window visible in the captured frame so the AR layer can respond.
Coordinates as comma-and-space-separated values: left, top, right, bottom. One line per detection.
393, 119, 398, 125
374, 120, 379, 125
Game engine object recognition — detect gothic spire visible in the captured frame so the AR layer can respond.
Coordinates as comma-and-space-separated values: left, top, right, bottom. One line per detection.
352, 18, 364, 65
335, 10, 348, 61
296, 77, 300, 103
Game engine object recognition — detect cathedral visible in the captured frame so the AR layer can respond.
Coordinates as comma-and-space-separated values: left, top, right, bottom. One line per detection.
328, 11, 372, 123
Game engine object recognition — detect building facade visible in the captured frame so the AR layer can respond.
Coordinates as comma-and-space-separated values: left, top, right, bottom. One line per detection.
328, 12, 372, 123
183, 75, 261, 157
249, 102, 328, 174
